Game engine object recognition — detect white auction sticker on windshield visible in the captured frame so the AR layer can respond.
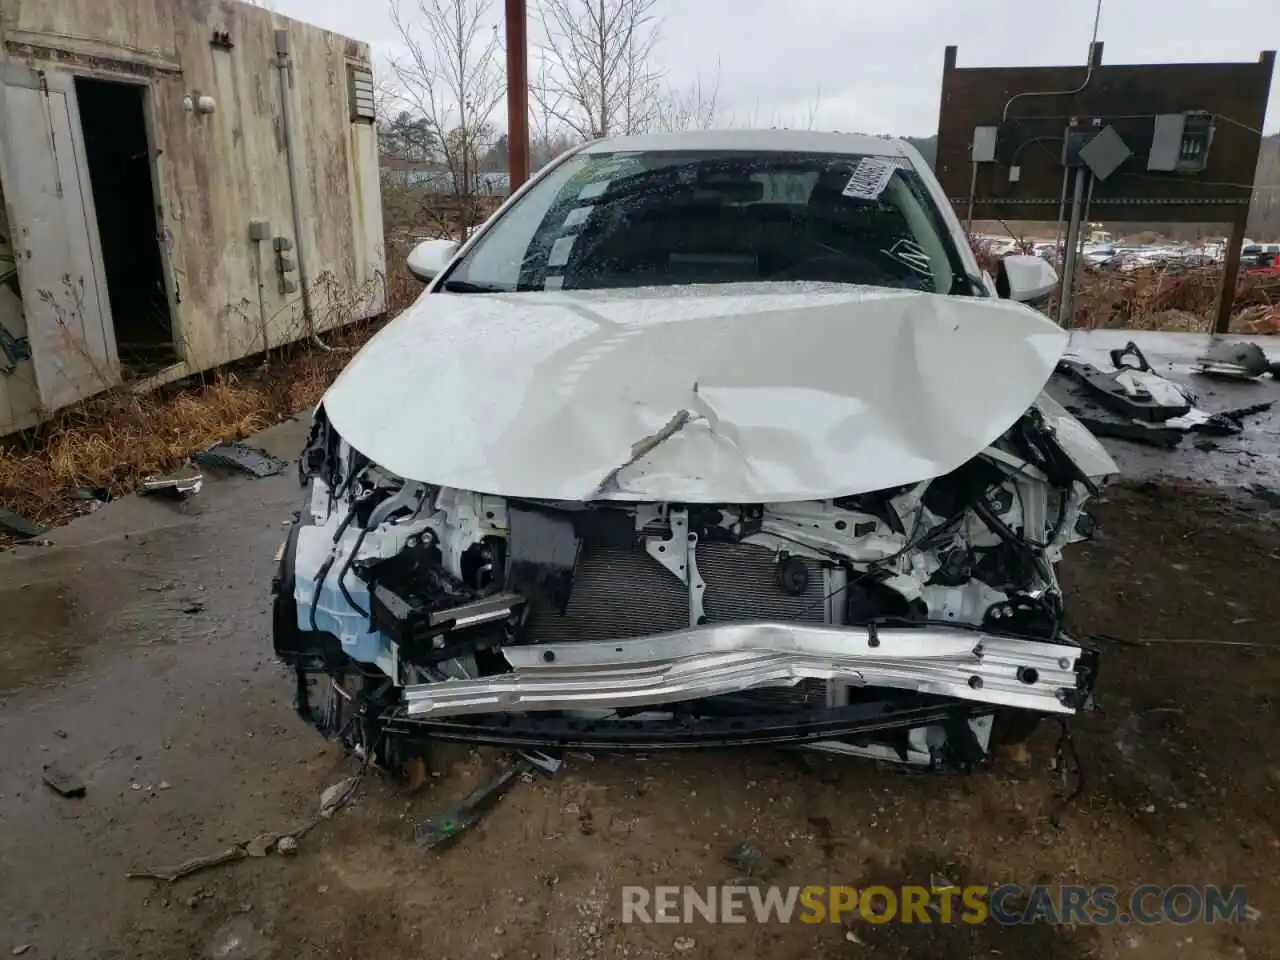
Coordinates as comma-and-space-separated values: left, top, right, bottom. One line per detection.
842, 157, 899, 200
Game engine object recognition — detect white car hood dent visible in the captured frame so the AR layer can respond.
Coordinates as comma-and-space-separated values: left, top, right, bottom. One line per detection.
322, 284, 1070, 503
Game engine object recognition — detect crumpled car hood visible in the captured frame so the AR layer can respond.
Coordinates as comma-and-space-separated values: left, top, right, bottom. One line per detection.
322, 283, 1070, 503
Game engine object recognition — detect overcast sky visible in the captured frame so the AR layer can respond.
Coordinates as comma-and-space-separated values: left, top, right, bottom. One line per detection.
273, 0, 1280, 136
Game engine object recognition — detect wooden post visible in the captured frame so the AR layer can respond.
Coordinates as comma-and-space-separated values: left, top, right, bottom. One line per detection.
1215, 218, 1248, 334
504, 0, 530, 191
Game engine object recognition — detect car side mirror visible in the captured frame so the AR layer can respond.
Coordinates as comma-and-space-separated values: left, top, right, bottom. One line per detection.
996, 254, 1059, 302
406, 238, 461, 283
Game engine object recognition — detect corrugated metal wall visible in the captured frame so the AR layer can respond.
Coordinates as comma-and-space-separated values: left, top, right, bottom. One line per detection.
0, 0, 385, 435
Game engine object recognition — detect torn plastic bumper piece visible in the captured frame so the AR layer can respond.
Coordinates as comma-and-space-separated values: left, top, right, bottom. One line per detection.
1056, 358, 1190, 422
402, 621, 1087, 719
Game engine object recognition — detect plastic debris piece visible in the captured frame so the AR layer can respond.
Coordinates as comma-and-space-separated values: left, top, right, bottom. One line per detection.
243, 833, 280, 858
320, 776, 360, 817
192, 442, 288, 478
723, 840, 764, 877
42, 763, 86, 798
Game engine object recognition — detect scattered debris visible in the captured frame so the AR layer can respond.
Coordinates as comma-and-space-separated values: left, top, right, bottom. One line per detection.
127, 764, 368, 882
1194, 340, 1271, 380
41, 762, 86, 799
158, 780, 171, 790
1058, 356, 1191, 421
673, 936, 696, 953
138, 475, 203, 499
131, 845, 250, 884
723, 840, 764, 878
930, 871, 958, 893
243, 833, 280, 858
1052, 351, 1272, 450
0, 505, 44, 540
1109, 340, 1155, 373
416, 751, 562, 851
53, 729, 67, 740
517, 748, 563, 779
182, 601, 205, 615
204, 916, 268, 960
65, 486, 111, 502
12, 944, 31, 955
65, 486, 112, 514
192, 441, 288, 478
319, 776, 360, 818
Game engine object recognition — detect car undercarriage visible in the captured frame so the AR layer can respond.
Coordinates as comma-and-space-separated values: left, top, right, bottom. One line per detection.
273, 400, 1103, 773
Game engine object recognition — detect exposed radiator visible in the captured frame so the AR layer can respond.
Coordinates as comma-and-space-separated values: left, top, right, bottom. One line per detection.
523, 541, 828, 645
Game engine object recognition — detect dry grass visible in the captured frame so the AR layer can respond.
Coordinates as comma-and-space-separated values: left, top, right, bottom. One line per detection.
970, 238, 1280, 332
1067, 264, 1280, 331
0, 318, 389, 539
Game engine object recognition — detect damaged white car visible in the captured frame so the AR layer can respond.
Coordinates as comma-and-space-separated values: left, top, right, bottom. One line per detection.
272, 130, 1116, 770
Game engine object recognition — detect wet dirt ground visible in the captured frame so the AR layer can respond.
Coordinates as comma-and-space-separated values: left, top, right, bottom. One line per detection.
2, 418, 1279, 960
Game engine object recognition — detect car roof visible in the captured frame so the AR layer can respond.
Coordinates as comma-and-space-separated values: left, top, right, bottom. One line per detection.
579, 129, 911, 159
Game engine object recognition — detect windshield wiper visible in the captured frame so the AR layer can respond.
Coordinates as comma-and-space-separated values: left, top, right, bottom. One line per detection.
439, 278, 508, 293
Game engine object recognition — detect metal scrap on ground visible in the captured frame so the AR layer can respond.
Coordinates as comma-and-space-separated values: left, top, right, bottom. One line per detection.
192, 441, 289, 478
139, 475, 204, 499
416, 750, 563, 851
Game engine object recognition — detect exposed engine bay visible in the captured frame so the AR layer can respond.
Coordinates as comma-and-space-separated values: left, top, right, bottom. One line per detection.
273, 401, 1104, 771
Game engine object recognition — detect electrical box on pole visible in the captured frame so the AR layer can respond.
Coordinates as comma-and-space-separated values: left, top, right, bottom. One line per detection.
934, 44, 1275, 332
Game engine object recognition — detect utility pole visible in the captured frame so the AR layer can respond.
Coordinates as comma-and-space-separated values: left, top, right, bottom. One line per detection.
1056, 167, 1088, 327
504, 0, 530, 191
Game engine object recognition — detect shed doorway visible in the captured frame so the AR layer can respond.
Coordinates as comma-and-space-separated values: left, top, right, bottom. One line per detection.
74, 77, 176, 378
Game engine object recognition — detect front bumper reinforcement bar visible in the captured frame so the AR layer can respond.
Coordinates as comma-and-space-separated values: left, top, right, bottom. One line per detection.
403, 621, 1086, 718
383, 695, 978, 750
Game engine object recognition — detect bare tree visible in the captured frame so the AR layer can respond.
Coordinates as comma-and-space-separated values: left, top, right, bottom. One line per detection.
653, 64, 721, 133
720, 86, 824, 132
532, 0, 665, 140
1248, 136, 1280, 238
525, 57, 582, 168
389, 0, 504, 237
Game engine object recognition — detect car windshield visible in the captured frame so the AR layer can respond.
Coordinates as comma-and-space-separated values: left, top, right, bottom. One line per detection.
440, 149, 975, 296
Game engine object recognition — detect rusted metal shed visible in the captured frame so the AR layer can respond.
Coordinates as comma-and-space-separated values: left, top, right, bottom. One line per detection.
0, 0, 385, 435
